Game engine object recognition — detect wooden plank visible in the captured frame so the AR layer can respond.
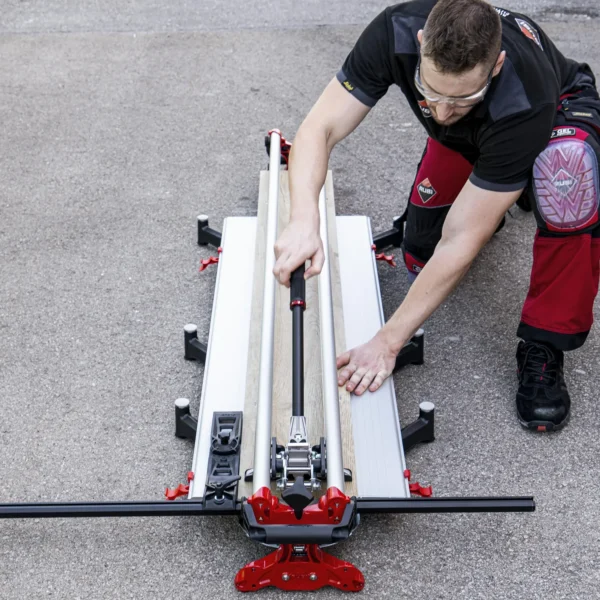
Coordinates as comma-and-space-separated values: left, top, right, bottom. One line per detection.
239, 170, 357, 498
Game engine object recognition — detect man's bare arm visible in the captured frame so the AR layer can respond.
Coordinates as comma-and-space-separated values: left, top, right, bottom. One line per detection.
273, 77, 371, 286
338, 180, 523, 395
289, 77, 372, 220
379, 181, 523, 351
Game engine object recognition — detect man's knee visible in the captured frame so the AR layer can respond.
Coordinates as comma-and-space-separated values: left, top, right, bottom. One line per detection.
532, 126, 600, 234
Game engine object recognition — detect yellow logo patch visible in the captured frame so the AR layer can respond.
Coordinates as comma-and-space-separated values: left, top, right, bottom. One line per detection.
343, 80, 354, 91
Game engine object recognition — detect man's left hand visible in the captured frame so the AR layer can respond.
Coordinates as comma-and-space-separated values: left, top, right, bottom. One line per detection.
336, 333, 398, 395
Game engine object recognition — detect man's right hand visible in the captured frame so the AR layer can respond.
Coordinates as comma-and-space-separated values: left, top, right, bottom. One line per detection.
273, 219, 325, 287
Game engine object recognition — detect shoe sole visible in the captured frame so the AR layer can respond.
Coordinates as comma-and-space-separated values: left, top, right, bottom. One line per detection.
518, 411, 570, 433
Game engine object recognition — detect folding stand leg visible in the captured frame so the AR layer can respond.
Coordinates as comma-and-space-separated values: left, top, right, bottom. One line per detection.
197, 214, 222, 247
174, 398, 197, 441
394, 329, 424, 372
402, 401, 435, 453
175, 325, 203, 441
372, 213, 406, 251
184, 324, 207, 363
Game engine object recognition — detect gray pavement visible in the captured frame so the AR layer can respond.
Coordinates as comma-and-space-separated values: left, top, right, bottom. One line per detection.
0, 1, 598, 32
0, 2, 599, 599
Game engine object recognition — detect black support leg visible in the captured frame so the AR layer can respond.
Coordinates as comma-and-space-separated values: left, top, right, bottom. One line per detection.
184, 324, 207, 363
394, 329, 424, 373
174, 398, 198, 441
402, 402, 435, 453
372, 214, 406, 251
197, 214, 222, 247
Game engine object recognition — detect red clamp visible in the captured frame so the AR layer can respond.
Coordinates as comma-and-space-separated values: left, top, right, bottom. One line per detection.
267, 129, 292, 166
165, 472, 194, 500
404, 469, 433, 498
371, 244, 396, 267
409, 482, 433, 497
165, 484, 189, 501
199, 247, 222, 272
235, 487, 365, 592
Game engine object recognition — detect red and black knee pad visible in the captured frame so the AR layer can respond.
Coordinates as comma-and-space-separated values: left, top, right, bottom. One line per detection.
531, 125, 600, 234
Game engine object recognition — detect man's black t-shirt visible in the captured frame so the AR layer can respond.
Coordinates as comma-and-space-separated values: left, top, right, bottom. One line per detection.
337, 0, 596, 191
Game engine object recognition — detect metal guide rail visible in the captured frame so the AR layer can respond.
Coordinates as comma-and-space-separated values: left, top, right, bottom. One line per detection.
0, 130, 535, 594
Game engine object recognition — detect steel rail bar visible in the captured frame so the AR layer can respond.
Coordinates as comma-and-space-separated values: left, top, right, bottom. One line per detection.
356, 496, 536, 514
0, 501, 241, 519
252, 130, 282, 492
317, 186, 345, 492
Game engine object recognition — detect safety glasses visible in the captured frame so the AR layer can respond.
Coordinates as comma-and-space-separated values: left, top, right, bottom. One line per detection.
414, 55, 496, 108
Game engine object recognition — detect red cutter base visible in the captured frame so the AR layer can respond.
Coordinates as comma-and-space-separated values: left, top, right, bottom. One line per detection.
235, 543, 365, 593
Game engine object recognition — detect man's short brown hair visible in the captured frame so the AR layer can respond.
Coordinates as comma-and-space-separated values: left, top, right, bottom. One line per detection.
422, 0, 502, 74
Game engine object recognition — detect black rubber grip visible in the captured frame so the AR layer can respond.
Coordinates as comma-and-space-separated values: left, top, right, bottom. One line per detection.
290, 263, 306, 306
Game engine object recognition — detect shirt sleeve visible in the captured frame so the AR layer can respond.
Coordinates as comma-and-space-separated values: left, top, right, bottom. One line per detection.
336, 9, 394, 108
469, 104, 556, 191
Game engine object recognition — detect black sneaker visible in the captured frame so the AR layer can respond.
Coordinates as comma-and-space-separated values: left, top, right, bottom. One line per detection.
516, 341, 571, 432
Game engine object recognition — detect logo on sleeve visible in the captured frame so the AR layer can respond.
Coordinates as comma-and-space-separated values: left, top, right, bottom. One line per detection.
418, 100, 432, 118
515, 18, 543, 50
494, 7, 510, 17
551, 127, 576, 139
342, 80, 355, 91
417, 178, 437, 203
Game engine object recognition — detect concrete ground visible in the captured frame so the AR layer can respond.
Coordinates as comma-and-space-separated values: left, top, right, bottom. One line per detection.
0, 2, 599, 599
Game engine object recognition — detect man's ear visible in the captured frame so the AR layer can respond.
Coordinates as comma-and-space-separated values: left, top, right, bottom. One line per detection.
417, 29, 423, 45
493, 50, 506, 77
